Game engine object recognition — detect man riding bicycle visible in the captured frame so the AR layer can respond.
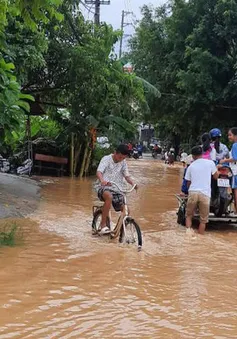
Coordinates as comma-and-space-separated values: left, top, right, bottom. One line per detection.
95, 144, 137, 235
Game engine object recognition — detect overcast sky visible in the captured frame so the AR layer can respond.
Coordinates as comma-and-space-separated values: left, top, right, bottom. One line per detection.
100, 0, 165, 29
82, 0, 165, 53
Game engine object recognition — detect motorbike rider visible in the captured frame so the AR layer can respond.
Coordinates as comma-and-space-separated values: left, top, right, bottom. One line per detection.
185, 146, 219, 234
168, 147, 175, 165
209, 128, 229, 162
132, 145, 139, 159
154, 144, 162, 153
127, 142, 133, 157
164, 149, 169, 163
180, 150, 188, 167
201, 133, 216, 161
137, 143, 143, 157
153, 143, 161, 158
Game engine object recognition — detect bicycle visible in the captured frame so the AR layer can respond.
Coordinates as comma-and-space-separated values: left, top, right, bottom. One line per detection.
92, 182, 142, 251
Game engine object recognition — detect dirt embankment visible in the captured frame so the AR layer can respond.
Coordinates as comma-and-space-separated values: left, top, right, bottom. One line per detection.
0, 173, 40, 218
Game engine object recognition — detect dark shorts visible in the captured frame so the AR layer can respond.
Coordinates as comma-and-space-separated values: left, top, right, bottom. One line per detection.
98, 188, 125, 212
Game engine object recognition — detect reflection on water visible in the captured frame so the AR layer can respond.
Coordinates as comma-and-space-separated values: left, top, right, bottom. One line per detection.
0, 158, 237, 338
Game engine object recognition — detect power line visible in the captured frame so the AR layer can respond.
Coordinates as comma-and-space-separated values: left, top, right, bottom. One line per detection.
80, 1, 95, 14
85, 0, 110, 25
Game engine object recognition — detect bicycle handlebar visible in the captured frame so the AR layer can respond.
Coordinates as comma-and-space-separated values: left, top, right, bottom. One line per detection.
108, 181, 137, 194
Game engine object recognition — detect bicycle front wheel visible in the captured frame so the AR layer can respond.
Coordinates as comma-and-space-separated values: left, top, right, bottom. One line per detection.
119, 217, 142, 250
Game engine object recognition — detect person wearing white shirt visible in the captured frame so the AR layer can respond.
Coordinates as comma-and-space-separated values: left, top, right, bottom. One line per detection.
96, 144, 137, 235
185, 146, 219, 234
209, 128, 229, 162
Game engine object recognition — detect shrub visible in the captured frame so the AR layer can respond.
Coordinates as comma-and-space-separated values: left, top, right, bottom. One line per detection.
0, 223, 20, 247
91, 145, 112, 174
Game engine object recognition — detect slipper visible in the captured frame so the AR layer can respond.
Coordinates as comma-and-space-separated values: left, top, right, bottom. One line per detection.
99, 226, 111, 235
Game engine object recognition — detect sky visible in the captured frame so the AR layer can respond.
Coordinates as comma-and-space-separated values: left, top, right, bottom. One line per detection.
100, 0, 165, 30
82, 0, 165, 52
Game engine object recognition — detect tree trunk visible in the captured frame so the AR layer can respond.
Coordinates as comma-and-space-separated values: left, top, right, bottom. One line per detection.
79, 142, 89, 178
84, 148, 92, 176
70, 133, 75, 177
74, 142, 82, 175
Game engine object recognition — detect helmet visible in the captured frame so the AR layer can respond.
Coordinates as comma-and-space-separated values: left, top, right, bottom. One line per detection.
210, 128, 222, 138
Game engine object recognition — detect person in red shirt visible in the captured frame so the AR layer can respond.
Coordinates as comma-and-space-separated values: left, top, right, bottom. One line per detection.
127, 142, 133, 157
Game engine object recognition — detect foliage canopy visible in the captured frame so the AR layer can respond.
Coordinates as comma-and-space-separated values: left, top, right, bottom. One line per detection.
129, 0, 237, 143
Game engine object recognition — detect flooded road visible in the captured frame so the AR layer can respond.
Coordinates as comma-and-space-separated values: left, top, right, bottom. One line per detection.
1, 158, 237, 338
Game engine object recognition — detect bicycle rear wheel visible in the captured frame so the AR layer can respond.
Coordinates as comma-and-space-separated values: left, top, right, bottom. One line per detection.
119, 217, 142, 250
92, 209, 110, 234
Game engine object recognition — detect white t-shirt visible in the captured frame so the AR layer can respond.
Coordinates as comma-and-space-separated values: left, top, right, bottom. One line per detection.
210, 148, 217, 161
185, 158, 217, 197
180, 152, 188, 162
95, 154, 129, 192
211, 142, 229, 161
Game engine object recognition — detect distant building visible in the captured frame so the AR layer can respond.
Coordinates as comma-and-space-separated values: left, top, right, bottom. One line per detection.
138, 124, 155, 143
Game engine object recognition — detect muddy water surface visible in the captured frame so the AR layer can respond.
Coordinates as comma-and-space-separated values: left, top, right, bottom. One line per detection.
0, 159, 237, 338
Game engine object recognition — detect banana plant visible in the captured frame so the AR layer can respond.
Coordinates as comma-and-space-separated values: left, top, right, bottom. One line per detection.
0, 58, 35, 140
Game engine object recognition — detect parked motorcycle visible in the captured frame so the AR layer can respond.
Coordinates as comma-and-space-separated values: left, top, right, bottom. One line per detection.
17, 159, 33, 176
0, 155, 10, 173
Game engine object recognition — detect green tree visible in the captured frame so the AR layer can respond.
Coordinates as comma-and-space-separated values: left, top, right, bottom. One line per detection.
16, 8, 146, 175
0, 0, 63, 136
2, 1, 148, 176
129, 0, 237, 146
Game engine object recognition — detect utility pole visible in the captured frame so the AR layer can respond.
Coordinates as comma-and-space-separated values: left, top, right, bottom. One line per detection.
85, 0, 110, 25
119, 10, 125, 59
119, 10, 133, 58
94, 0, 100, 25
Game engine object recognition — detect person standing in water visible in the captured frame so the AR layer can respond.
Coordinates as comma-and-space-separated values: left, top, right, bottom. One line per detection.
219, 127, 237, 213
185, 146, 219, 234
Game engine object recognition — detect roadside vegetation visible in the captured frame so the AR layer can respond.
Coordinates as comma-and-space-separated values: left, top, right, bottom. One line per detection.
129, 0, 237, 146
1, 0, 237, 174
1, 0, 153, 176
0, 222, 20, 247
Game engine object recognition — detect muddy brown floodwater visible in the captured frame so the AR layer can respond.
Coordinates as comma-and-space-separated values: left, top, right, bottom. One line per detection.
1, 158, 237, 339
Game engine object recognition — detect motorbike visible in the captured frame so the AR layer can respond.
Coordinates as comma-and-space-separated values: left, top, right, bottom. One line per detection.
137, 146, 143, 158
152, 150, 158, 159
17, 159, 33, 176
0, 157, 10, 173
133, 148, 139, 159
152, 145, 162, 159
176, 165, 233, 226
